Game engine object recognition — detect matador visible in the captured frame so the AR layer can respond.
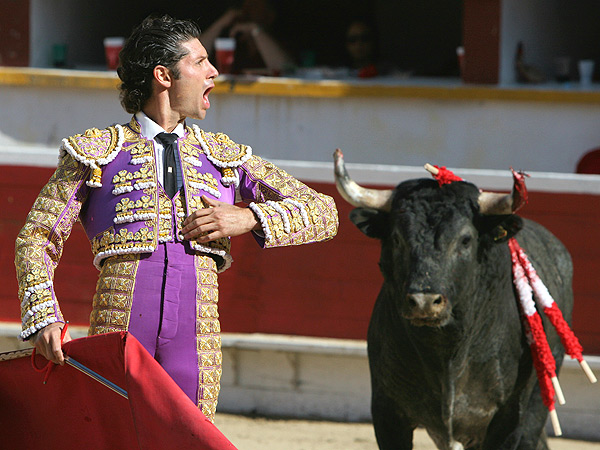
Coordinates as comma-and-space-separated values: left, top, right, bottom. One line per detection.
15, 15, 338, 421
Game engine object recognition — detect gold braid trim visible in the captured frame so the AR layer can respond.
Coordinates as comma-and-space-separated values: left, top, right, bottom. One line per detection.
195, 255, 222, 422
241, 156, 339, 248
60, 124, 125, 188
192, 125, 252, 187
89, 254, 140, 335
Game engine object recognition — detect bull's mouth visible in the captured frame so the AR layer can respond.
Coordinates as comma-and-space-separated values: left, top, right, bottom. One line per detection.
406, 313, 452, 328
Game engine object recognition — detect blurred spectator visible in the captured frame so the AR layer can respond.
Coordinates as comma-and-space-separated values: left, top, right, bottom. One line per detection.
200, 0, 293, 75
344, 19, 379, 78
576, 147, 600, 174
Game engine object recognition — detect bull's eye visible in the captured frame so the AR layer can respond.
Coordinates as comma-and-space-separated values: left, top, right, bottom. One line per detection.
461, 235, 472, 247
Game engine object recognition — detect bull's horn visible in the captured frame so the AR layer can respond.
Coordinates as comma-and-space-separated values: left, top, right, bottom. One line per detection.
478, 168, 528, 215
478, 192, 513, 215
333, 148, 394, 211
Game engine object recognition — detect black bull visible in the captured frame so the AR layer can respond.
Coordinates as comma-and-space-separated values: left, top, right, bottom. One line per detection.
334, 152, 573, 450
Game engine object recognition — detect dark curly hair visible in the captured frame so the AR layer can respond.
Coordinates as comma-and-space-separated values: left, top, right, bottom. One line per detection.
117, 15, 202, 114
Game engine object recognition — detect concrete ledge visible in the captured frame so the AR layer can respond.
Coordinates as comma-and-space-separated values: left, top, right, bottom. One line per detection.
222, 332, 367, 356
219, 333, 371, 422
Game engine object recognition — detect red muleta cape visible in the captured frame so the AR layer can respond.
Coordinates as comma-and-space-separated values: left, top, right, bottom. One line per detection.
0, 332, 237, 450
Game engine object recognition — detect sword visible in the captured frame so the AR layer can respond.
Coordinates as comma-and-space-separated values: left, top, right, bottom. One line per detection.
64, 355, 128, 399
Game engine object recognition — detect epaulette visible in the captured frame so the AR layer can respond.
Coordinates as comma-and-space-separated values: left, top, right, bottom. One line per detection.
60, 124, 125, 187
192, 125, 252, 187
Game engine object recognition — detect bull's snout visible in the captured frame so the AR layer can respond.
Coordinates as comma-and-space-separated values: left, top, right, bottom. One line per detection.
403, 293, 450, 326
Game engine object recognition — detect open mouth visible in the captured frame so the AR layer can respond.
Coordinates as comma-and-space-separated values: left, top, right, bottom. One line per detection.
203, 85, 214, 108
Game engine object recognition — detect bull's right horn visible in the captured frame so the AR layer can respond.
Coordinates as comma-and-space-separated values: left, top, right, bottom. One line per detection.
478, 168, 529, 215
333, 149, 394, 211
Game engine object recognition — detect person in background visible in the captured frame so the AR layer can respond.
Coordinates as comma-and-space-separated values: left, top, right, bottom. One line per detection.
344, 19, 380, 78
16, 14, 338, 422
200, 0, 294, 75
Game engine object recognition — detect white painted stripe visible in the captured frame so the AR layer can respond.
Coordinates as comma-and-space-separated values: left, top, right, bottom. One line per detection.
2, 145, 600, 194
269, 159, 600, 194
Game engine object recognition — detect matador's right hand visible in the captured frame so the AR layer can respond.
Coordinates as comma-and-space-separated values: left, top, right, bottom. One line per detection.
31, 322, 72, 365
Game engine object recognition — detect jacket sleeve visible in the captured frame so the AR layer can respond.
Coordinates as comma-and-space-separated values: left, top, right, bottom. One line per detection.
238, 155, 338, 248
15, 154, 90, 340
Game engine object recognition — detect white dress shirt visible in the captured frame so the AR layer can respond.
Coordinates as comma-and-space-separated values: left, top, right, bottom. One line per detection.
135, 111, 185, 187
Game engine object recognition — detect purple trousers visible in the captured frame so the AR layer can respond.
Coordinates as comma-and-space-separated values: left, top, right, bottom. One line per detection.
128, 242, 199, 400
90, 241, 222, 420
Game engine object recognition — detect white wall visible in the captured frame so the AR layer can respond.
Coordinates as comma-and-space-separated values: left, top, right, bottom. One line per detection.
3, 80, 600, 173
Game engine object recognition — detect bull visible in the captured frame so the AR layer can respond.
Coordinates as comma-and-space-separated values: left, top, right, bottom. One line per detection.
334, 150, 573, 450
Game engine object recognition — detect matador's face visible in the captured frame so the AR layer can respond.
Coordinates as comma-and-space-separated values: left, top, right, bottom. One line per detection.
168, 38, 219, 122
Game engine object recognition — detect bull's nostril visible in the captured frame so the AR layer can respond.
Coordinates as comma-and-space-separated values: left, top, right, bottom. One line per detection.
408, 298, 417, 308
433, 297, 443, 305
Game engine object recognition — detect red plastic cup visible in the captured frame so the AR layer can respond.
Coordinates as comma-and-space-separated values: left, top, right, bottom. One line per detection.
103, 37, 125, 70
215, 37, 236, 74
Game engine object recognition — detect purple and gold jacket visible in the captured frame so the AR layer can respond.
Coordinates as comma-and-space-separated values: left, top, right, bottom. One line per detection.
15, 117, 338, 340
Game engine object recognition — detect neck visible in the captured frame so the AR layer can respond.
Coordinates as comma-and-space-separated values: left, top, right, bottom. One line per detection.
142, 95, 183, 132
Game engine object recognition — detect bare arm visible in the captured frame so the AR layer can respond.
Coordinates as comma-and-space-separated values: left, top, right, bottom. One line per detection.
229, 22, 294, 73
200, 9, 241, 54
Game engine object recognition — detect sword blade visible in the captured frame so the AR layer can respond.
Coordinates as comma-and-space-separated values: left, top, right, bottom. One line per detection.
64, 356, 128, 399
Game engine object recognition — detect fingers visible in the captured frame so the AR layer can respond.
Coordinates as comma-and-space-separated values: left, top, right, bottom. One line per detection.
33, 323, 66, 365
50, 336, 66, 365
202, 196, 223, 207
181, 196, 259, 241
181, 196, 221, 238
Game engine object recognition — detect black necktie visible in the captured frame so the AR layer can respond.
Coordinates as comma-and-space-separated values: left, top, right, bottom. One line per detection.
156, 132, 178, 198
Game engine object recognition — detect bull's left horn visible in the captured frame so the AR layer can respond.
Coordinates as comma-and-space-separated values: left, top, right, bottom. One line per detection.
478, 168, 529, 215
333, 149, 394, 211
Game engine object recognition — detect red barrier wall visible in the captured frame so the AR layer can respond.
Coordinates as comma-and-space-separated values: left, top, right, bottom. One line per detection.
1, 165, 599, 353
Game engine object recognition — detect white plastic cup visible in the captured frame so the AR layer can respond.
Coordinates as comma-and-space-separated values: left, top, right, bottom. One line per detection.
215, 37, 236, 74
103, 37, 125, 70
578, 59, 595, 86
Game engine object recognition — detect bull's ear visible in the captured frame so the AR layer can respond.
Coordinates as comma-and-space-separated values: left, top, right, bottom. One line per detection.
350, 208, 390, 239
480, 215, 523, 244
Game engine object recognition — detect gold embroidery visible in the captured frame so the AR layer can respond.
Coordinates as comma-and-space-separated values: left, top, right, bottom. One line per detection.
90, 225, 156, 261
241, 155, 339, 248
112, 169, 134, 187
89, 255, 139, 334
174, 194, 187, 236
84, 128, 103, 138
129, 142, 153, 159
15, 154, 89, 338
158, 192, 175, 241
194, 255, 221, 422
67, 126, 120, 161
200, 130, 249, 165
186, 167, 219, 191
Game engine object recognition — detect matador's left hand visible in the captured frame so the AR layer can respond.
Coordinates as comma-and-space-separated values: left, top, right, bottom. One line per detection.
182, 195, 260, 243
